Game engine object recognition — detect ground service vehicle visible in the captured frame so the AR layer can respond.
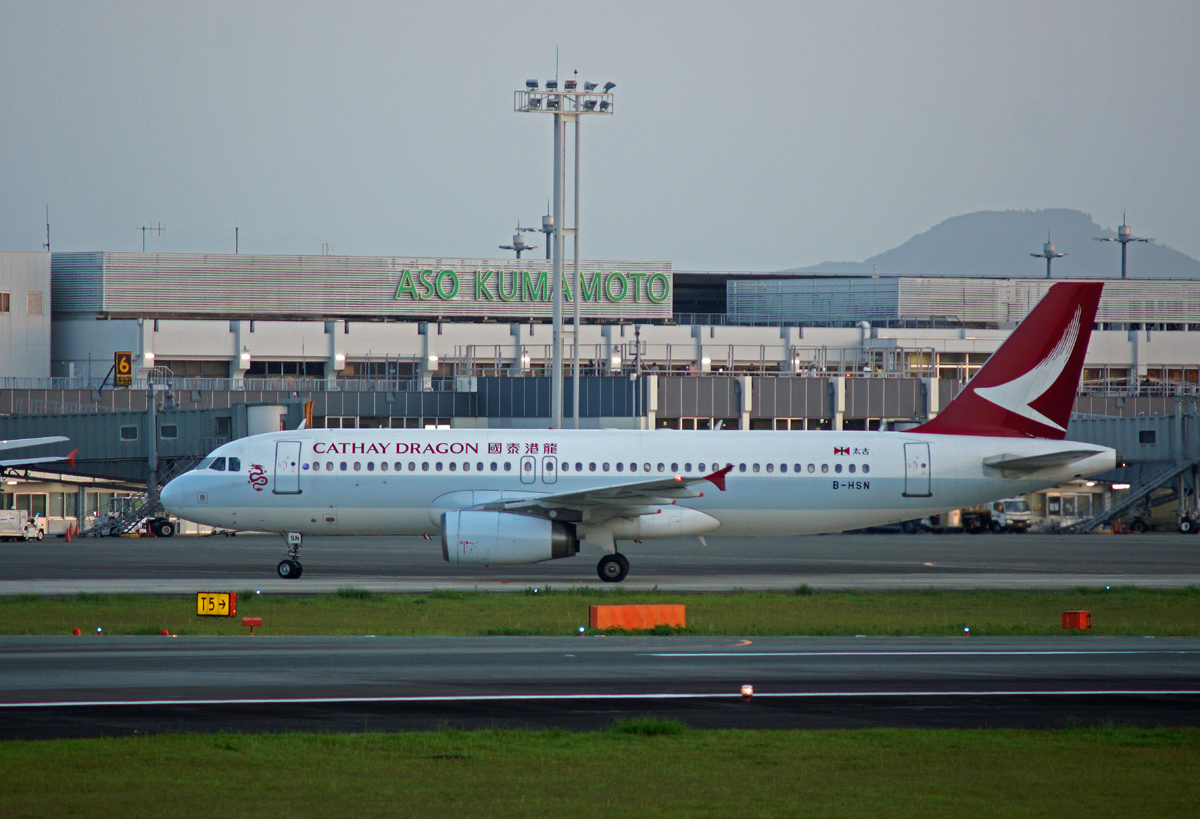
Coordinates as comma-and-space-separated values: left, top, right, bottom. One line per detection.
0, 510, 45, 542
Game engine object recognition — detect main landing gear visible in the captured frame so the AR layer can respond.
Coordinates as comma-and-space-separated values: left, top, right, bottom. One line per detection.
597, 553, 629, 583
278, 532, 303, 579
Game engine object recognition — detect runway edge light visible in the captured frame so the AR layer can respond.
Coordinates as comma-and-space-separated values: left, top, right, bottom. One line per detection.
741, 685, 754, 702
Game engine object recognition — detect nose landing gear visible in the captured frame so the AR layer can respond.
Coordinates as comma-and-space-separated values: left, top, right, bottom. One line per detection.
278, 532, 303, 579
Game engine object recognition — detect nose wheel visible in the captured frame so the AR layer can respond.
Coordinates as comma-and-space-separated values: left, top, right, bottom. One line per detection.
278, 532, 304, 579
597, 553, 629, 583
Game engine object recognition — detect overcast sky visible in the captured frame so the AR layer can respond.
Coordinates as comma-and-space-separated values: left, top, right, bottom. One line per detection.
2, 1, 1197, 270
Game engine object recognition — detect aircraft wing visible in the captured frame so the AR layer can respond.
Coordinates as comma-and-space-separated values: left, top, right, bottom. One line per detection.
0, 436, 68, 452
0, 448, 78, 469
983, 449, 1104, 479
473, 465, 732, 522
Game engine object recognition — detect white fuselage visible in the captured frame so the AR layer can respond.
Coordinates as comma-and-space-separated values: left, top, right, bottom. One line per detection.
160, 428, 1117, 539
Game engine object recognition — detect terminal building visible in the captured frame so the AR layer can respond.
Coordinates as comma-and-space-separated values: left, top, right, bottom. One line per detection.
1, 248, 1198, 534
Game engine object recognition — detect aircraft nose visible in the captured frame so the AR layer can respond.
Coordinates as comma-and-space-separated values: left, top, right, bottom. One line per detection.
160, 478, 185, 515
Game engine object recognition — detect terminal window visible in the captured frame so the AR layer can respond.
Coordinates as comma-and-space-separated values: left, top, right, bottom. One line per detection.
0, 292, 8, 313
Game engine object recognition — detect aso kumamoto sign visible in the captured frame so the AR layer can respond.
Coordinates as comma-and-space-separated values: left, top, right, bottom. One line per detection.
396, 269, 670, 304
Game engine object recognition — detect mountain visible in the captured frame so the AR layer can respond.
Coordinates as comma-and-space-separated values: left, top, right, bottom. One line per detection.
786, 209, 1200, 279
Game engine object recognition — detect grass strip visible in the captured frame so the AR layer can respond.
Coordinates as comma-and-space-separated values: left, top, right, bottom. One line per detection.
0, 586, 1198, 636
1, 724, 1197, 818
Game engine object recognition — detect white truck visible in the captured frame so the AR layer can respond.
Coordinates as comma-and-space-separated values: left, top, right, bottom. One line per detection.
0, 510, 45, 541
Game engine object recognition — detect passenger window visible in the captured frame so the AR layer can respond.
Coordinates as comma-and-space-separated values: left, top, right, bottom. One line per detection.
807, 464, 815, 473
863, 464, 870, 474
575, 462, 582, 471
380, 462, 388, 472
209, 458, 226, 471
616, 463, 624, 472
794, 464, 801, 473
657, 463, 665, 472
738, 464, 746, 472
561, 462, 569, 472
752, 463, 760, 473
407, 462, 415, 471
684, 463, 692, 472
422, 462, 429, 472
630, 463, 637, 472
353, 462, 361, 471
327, 462, 334, 471
367, 462, 375, 472
312, 462, 320, 471
848, 464, 855, 473
436, 462, 443, 471
698, 463, 706, 472
781, 464, 787, 473
821, 464, 829, 473
644, 463, 651, 472
835, 464, 842, 474
504, 462, 511, 471
449, 463, 457, 471
340, 462, 348, 471
671, 463, 679, 472
603, 463, 610, 472
227, 458, 241, 472
589, 463, 597, 472
766, 463, 774, 473
490, 462, 498, 472
477, 462, 484, 471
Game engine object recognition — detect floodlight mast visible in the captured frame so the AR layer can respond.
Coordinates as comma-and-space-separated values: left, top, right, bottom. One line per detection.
1030, 233, 1065, 279
1094, 213, 1154, 279
515, 80, 615, 429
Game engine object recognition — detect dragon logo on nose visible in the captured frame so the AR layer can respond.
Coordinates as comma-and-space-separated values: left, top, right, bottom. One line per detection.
247, 463, 268, 492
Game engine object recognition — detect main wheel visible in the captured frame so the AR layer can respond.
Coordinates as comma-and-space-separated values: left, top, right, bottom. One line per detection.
277, 559, 300, 579
597, 553, 629, 583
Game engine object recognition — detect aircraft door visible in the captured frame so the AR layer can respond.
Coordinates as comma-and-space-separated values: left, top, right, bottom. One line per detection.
542, 455, 558, 484
274, 441, 302, 494
520, 455, 536, 484
903, 442, 931, 497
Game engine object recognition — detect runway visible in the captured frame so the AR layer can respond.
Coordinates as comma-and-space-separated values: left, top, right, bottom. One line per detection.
2, 635, 1198, 738
2, 531, 1199, 595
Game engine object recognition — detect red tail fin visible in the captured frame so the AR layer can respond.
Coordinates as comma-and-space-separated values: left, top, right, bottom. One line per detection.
912, 282, 1103, 439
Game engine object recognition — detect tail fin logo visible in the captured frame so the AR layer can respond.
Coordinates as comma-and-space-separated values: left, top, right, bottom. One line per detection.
973, 306, 1080, 433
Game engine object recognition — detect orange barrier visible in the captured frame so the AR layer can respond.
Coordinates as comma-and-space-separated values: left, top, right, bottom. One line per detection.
1062, 610, 1093, 630
589, 605, 686, 631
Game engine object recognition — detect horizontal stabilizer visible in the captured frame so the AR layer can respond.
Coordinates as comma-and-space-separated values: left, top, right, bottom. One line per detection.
983, 449, 1104, 479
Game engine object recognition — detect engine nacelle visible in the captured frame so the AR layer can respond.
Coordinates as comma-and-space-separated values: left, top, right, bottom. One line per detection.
441, 510, 579, 565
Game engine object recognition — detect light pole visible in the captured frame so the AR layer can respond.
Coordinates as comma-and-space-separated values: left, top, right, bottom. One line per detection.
515, 77, 615, 428
1095, 213, 1154, 280
1030, 233, 1065, 279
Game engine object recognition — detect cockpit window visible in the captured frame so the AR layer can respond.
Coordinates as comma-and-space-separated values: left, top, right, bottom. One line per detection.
209, 457, 227, 471
227, 457, 241, 472
194, 457, 215, 471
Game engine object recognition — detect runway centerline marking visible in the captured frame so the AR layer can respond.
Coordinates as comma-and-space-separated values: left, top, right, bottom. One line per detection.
3, 690, 1199, 709
645, 650, 1200, 657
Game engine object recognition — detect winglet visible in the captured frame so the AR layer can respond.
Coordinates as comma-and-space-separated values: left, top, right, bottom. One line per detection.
704, 464, 733, 491
67, 449, 78, 469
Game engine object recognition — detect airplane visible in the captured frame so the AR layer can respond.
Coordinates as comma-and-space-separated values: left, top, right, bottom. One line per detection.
160, 282, 1118, 582
0, 436, 78, 470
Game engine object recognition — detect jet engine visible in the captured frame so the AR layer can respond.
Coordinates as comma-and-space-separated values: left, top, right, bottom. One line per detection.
441, 510, 579, 565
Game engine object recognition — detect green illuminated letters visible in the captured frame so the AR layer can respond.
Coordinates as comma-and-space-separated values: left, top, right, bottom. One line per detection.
522, 271, 548, 301
434, 269, 459, 300
604, 272, 628, 302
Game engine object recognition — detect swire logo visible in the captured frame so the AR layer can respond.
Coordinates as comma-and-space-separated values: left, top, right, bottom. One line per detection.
834, 447, 850, 455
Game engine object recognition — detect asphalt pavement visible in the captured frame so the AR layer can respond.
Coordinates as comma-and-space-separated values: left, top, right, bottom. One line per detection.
1, 531, 1198, 594
2, 635, 1198, 738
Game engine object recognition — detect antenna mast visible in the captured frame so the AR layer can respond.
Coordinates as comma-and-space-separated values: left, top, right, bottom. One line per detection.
138, 222, 166, 252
